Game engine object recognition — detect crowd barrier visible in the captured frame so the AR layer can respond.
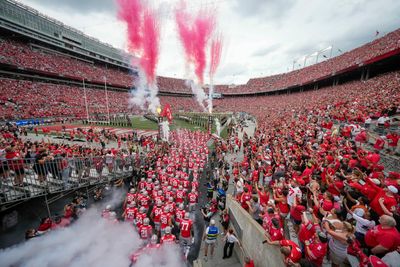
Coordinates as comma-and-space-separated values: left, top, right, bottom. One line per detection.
0, 156, 133, 204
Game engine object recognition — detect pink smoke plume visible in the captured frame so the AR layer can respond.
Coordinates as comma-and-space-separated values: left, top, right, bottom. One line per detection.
116, 0, 142, 52
209, 34, 223, 79
117, 0, 160, 85
175, 3, 215, 85
175, 6, 195, 63
141, 9, 160, 84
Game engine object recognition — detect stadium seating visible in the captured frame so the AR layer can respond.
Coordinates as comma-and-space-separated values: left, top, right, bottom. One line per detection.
1, 29, 400, 95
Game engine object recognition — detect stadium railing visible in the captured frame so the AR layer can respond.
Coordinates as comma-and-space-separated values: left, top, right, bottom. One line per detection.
0, 156, 132, 205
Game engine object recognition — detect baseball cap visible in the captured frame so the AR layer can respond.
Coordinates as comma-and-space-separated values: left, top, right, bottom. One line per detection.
371, 178, 381, 185
387, 185, 398, 194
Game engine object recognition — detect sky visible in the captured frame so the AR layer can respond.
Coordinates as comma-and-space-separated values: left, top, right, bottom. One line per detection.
17, 0, 400, 85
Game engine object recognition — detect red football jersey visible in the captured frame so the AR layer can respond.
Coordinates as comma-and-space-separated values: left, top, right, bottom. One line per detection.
161, 234, 176, 244
135, 213, 147, 228
138, 225, 153, 239
180, 218, 193, 238
152, 207, 163, 223
124, 207, 137, 222
160, 212, 171, 229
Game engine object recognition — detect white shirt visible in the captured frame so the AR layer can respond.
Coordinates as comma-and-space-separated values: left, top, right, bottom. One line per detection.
236, 178, 244, 193
287, 186, 302, 206
352, 213, 375, 234
226, 233, 239, 243
377, 116, 386, 124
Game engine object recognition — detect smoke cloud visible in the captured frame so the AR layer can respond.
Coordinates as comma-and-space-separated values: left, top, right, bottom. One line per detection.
117, 0, 161, 114
0, 190, 183, 267
186, 80, 208, 112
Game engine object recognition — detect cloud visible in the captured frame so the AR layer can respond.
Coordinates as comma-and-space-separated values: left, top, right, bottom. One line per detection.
251, 44, 280, 58
17, 0, 400, 85
231, 0, 295, 21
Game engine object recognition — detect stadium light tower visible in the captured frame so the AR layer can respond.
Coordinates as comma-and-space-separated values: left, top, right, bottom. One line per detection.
315, 46, 333, 63
83, 78, 89, 122
104, 77, 111, 123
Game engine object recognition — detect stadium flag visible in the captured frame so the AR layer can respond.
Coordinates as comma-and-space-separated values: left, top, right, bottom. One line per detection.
160, 104, 173, 122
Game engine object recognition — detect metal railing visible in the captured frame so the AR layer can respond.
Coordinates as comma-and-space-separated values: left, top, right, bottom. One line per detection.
0, 156, 133, 205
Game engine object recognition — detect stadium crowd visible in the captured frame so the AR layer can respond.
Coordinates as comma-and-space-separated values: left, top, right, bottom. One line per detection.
1, 23, 400, 267
2, 29, 400, 97
0, 79, 141, 120
13, 129, 208, 264
208, 74, 400, 266
0, 38, 133, 87
227, 29, 400, 94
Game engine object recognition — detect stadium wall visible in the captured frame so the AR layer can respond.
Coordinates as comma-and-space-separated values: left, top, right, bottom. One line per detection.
226, 195, 285, 267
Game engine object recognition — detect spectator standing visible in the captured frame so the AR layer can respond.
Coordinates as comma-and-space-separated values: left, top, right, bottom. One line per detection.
203, 219, 219, 261
222, 228, 242, 259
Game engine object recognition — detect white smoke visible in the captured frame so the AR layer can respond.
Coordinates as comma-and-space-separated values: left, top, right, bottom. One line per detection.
0, 209, 139, 267
129, 69, 147, 110
135, 245, 184, 267
0, 191, 183, 267
208, 83, 214, 114
129, 69, 160, 114
146, 82, 160, 114
215, 118, 221, 136
160, 120, 170, 142
186, 80, 208, 112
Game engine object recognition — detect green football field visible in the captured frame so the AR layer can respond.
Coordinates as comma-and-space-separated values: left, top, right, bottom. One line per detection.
130, 116, 206, 132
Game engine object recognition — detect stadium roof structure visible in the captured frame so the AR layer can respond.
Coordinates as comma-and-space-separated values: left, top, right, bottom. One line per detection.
0, 0, 131, 68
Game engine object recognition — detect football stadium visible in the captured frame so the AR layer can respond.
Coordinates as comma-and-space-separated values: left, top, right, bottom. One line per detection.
0, 0, 399, 266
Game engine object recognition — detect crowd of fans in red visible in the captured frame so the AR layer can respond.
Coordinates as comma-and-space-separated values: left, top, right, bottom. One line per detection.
0, 38, 133, 87
229, 29, 400, 94
0, 79, 142, 120
18, 129, 207, 264
210, 73, 400, 266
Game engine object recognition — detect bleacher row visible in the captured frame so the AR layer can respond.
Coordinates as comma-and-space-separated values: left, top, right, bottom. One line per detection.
1, 69, 399, 121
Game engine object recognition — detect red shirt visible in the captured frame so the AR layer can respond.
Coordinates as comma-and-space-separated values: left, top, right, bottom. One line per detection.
365, 225, 400, 252
306, 242, 327, 267
180, 218, 193, 238
298, 222, 318, 243
175, 209, 185, 224
152, 207, 163, 223
160, 234, 176, 244
258, 191, 269, 206
386, 134, 399, 147
176, 190, 185, 203
279, 239, 302, 263
188, 192, 198, 204
124, 207, 137, 222
290, 205, 306, 221
370, 191, 397, 216
268, 224, 284, 241
241, 193, 252, 210
160, 212, 171, 229
138, 225, 152, 239
135, 213, 147, 228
